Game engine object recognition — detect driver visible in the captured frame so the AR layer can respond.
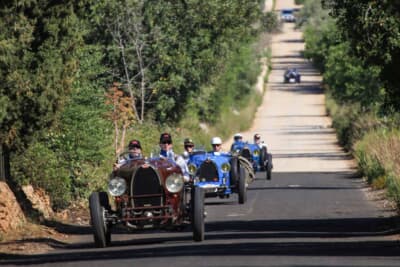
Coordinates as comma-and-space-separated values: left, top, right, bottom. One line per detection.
183, 138, 195, 163
113, 139, 143, 170
211, 136, 225, 155
230, 133, 244, 151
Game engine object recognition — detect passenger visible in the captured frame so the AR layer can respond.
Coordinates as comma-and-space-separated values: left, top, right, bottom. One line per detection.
254, 133, 268, 149
159, 133, 190, 182
113, 139, 143, 170
182, 138, 195, 163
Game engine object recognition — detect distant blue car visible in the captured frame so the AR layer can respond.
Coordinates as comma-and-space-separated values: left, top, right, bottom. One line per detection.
231, 141, 272, 180
187, 150, 247, 204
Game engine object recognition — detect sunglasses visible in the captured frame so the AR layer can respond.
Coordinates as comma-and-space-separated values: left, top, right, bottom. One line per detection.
129, 146, 141, 149
185, 145, 194, 148
161, 141, 171, 144
212, 144, 221, 147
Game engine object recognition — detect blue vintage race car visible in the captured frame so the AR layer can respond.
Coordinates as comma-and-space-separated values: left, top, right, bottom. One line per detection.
187, 150, 247, 204
231, 141, 272, 180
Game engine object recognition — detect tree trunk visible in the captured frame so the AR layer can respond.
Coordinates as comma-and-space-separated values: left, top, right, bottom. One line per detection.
0, 144, 10, 182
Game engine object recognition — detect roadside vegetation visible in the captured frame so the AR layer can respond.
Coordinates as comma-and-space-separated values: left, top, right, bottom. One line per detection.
0, 0, 278, 221
299, 1, 400, 206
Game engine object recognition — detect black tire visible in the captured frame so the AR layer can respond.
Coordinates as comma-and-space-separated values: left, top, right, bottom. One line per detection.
98, 192, 111, 245
229, 157, 239, 185
296, 76, 301, 83
238, 166, 247, 204
192, 187, 205, 242
260, 147, 267, 171
266, 154, 273, 180
89, 192, 110, 248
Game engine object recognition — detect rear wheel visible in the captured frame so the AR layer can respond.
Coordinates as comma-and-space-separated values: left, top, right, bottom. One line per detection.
266, 154, 273, 180
192, 187, 205, 242
238, 166, 247, 204
260, 147, 267, 171
89, 192, 110, 248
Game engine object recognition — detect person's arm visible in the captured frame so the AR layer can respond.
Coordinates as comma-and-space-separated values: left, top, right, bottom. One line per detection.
175, 155, 190, 182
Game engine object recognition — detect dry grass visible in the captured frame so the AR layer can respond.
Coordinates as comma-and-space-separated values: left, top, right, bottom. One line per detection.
355, 130, 400, 205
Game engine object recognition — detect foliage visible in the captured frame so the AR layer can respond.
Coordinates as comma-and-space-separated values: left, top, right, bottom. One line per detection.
1, 0, 267, 211
323, 42, 385, 107
261, 12, 280, 33
11, 44, 114, 209
355, 129, 400, 204
303, 0, 400, 205
0, 0, 83, 151
11, 142, 72, 209
325, 1, 400, 111
91, 0, 261, 123
106, 84, 135, 156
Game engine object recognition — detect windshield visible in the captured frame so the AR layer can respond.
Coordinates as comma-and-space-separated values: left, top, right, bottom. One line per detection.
281, 10, 293, 15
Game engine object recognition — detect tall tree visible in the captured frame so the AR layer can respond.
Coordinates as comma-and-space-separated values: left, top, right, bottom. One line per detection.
0, 1, 83, 181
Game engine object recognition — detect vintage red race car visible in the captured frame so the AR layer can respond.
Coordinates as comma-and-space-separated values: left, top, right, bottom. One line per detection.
89, 153, 205, 247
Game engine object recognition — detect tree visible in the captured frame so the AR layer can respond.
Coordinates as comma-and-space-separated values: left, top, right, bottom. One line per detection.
106, 83, 136, 156
0, 1, 83, 180
325, 0, 400, 111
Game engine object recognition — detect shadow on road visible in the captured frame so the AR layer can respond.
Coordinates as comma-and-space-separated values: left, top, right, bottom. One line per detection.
2, 227, 400, 265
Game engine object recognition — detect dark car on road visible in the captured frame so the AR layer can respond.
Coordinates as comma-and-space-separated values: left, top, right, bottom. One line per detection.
284, 68, 301, 83
89, 152, 205, 248
280, 9, 296, 22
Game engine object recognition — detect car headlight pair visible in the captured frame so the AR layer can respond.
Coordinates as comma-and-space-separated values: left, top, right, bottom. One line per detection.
165, 173, 184, 193
108, 177, 127, 196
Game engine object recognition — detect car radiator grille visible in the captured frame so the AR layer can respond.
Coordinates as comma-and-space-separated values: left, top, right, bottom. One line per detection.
131, 166, 163, 208
240, 148, 252, 162
199, 161, 218, 182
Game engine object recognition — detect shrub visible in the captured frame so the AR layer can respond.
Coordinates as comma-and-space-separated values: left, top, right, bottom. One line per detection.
261, 12, 280, 33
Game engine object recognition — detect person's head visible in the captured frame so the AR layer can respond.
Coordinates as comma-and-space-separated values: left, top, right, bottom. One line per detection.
233, 133, 243, 142
254, 133, 261, 144
211, 136, 222, 152
128, 139, 142, 157
159, 132, 173, 151
184, 138, 194, 153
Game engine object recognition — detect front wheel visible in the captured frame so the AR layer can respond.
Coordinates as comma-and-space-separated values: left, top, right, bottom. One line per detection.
89, 192, 111, 248
238, 166, 247, 204
192, 187, 205, 242
230, 157, 240, 185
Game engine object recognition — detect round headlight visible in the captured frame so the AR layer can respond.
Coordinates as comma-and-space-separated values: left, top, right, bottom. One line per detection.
253, 150, 260, 156
108, 177, 127, 196
188, 163, 197, 175
166, 173, 184, 193
221, 162, 231, 173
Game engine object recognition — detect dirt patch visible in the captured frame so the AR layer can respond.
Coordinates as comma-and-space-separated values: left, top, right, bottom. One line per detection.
0, 202, 90, 255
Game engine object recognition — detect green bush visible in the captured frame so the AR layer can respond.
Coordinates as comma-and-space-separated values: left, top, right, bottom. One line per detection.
261, 12, 280, 33
11, 142, 72, 209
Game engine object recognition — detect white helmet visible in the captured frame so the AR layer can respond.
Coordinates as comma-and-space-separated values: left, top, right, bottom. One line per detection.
234, 133, 242, 138
211, 137, 222, 145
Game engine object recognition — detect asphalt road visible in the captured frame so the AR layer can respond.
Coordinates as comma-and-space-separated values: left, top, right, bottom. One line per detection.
1, 171, 400, 266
